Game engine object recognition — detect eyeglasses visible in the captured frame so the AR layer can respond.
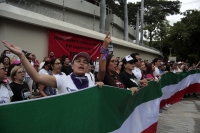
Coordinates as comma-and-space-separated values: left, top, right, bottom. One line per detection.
110, 60, 118, 63
127, 60, 135, 64
17, 71, 25, 74
54, 63, 62, 65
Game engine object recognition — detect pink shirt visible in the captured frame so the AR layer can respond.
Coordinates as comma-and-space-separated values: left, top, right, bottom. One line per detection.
146, 74, 158, 80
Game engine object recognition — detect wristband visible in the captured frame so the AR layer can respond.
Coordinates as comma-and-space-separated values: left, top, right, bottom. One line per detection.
100, 46, 109, 60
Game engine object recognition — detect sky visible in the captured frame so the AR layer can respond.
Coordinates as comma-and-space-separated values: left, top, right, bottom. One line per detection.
127, 0, 200, 25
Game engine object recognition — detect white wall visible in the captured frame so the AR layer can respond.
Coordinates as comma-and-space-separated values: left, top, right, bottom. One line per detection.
0, 18, 48, 62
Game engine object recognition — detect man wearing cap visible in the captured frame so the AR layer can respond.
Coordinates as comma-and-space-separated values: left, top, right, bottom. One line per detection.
177, 61, 182, 73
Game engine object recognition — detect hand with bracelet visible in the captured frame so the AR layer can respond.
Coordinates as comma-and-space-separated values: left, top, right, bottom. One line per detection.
101, 32, 112, 60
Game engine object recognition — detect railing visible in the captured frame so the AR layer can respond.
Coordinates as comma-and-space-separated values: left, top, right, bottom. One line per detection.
0, 0, 161, 53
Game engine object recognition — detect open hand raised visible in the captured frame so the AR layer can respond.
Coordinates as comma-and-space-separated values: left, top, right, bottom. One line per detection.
2, 40, 23, 56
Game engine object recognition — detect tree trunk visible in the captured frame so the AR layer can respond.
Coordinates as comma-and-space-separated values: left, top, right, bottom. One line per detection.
140, 0, 144, 45
124, 0, 128, 41
99, 0, 106, 33
149, 31, 152, 46
136, 8, 139, 44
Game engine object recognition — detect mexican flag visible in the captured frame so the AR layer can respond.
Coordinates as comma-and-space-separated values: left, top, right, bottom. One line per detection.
0, 70, 200, 133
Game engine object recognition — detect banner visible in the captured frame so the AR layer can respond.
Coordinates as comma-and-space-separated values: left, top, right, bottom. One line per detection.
0, 70, 200, 133
48, 30, 103, 60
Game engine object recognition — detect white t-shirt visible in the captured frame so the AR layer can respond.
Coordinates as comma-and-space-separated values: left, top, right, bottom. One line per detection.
153, 66, 160, 76
85, 72, 95, 82
132, 67, 142, 80
0, 84, 13, 104
55, 74, 95, 94
38, 69, 49, 75
94, 62, 99, 72
39, 62, 45, 70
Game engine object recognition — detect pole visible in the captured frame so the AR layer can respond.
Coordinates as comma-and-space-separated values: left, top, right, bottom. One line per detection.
140, 0, 144, 45
136, 8, 139, 44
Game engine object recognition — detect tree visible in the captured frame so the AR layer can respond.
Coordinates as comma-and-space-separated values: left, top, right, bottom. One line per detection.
166, 10, 200, 62
115, 0, 181, 46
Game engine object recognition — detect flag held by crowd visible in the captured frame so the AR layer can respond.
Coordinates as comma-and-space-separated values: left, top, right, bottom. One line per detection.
0, 70, 200, 133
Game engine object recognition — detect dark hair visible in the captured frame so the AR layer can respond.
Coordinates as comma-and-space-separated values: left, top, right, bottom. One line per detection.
7, 64, 20, 77
42, 61, 50, 69
3, 56, 11, 65
104, 54, 122, 87
49, 58, 60, 71
153, 58, 160, 65
130, 53, 139, 59
146, 63, 154, 75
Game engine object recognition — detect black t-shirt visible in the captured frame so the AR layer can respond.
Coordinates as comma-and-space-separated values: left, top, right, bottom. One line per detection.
119, 70, 139, 89
9, 82, 31, 102
103, 74, 125, 89
61, 65, 73, 75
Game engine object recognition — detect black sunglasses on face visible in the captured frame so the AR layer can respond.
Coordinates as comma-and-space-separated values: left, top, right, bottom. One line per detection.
110, 60, 118, 63
127, 60, 135, 64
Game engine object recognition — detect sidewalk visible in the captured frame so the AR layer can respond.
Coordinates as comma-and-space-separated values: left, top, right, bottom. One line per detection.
157, 96, 200, 133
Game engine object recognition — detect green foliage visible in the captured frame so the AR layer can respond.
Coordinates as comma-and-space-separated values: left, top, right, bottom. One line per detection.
115, 0, 181, 46
165, 10, 200, 62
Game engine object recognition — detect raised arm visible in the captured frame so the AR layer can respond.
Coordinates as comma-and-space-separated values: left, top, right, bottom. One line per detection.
97, 32, 112, 81
2, 40, 57, 88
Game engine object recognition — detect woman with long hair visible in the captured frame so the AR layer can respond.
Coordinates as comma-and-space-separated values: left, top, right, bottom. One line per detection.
145, 63, 158, 82
0, 62, 13, 104
97, 33, 138, 95
10, 66, 32, 101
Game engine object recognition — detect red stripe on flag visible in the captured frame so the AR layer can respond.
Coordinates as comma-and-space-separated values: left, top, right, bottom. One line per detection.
141, 122, 158, 133
160, 83, 200, 109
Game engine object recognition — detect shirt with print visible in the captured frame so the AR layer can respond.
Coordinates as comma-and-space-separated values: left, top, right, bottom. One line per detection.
9, 82, 31, 102
0, 83, 13, 104
55, 73, 95, 94
119, 71, 139, 89
103, 74, 124, 89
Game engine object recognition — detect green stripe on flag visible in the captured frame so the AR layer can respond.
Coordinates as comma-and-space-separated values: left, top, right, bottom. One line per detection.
0, 70, 199, 133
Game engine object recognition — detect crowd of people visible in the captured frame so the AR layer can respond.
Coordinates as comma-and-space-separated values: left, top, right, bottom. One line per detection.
0, 33, 200, 110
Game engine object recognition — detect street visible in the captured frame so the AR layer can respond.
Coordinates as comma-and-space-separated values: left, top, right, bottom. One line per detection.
157, 96, 200, 133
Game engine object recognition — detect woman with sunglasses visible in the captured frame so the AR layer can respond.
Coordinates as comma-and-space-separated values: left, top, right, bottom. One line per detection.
2, 41, 104, 94
10, 66, 32, 101
97, 33, 138, 95
119, 55, 139, 93
0, 62, 13, 104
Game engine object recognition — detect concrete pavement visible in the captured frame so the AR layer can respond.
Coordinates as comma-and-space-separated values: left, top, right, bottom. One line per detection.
157, 97, 200, 133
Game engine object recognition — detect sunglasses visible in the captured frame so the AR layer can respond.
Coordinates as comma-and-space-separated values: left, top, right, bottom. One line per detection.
127, 60, 135, 64
110, 60, 118, 63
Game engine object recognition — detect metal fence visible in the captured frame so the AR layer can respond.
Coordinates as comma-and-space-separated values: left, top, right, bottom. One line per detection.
1, 0, 161, 53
